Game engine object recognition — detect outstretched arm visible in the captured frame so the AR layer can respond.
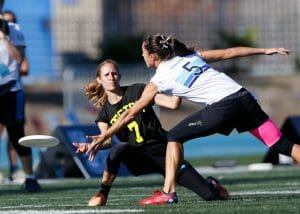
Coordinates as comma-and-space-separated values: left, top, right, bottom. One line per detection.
199, 47, 290, 63
86, 83, 159, 160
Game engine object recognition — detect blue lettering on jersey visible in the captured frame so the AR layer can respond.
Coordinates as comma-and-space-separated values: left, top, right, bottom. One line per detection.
175, 57, 210, 88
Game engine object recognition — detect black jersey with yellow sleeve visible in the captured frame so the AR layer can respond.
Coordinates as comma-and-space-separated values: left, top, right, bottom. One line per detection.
95, 83, 167, 147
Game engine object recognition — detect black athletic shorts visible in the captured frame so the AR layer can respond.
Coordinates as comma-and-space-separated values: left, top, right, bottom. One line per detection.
0, 90, 25, 124
167, 88, 269, 143
107, 142, 167, 176
0, 90, 30, 156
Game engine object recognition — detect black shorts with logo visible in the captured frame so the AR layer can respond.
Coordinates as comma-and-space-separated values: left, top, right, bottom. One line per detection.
167, 88, 269, 143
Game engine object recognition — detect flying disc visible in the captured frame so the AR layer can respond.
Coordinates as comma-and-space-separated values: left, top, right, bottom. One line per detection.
18, 135, 59, 148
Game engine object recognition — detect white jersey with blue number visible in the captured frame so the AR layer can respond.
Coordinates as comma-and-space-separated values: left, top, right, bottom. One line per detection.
150, 53, 242, 105
0, 40, 19, 93
4, 23, 26, 92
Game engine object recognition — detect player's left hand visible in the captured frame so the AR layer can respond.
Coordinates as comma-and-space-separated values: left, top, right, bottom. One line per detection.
265, 48, 290, 55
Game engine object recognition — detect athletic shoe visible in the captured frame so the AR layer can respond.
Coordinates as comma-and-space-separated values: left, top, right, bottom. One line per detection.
9, 169, 25, 182
138, 190, 178, 205
21, 178, 41, 193
207, 176, 229, 200
88, 193, 107, 206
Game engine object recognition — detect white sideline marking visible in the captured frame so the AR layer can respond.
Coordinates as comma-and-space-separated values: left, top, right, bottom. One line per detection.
1, 209, 144, 214
231, 189, 300, 195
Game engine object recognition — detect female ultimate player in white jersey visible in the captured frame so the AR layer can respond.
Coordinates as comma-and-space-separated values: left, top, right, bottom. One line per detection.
86, 34, 300, 205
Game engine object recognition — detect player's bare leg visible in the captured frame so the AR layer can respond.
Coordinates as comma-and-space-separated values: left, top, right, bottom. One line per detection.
139, 141, 182, 205
102, 170, 116, 185
20, 155, 33, 175
291, 144, 300, 163
88, 171, 116, 206
163, 141, 183, 193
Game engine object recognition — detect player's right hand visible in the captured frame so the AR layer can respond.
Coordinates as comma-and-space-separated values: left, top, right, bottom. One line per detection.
265, 47, 290, 55
72, 142, 89, 154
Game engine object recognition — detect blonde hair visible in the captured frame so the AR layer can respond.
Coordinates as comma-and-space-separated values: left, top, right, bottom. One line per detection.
84, 59, 119, 108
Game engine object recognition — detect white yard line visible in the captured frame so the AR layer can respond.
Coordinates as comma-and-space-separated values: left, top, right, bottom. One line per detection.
231, 189, 300, 195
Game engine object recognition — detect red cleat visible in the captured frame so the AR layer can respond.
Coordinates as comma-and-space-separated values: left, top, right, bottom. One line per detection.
88, 193, 107, 206
207, 176, 230, 200
138, 190, 178, 205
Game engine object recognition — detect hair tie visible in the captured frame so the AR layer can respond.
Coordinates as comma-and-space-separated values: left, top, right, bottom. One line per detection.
159, 40, 169, 49
159, 35, 172, 49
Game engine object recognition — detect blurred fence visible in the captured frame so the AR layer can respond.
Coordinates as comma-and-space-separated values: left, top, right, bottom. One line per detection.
135, 0, 298, 75
53, 0, 300, 76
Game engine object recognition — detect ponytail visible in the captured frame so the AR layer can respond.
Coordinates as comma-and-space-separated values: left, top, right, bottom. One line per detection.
85, 79, 107, 108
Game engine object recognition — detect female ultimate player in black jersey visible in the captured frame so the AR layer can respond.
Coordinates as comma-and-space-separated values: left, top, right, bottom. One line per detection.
73, 59, 229, 206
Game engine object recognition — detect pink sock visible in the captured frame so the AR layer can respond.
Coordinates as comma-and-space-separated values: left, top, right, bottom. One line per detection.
250, 118, 282, 147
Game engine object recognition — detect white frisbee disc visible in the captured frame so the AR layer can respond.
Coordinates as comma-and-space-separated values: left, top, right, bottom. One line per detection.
18, 135, 59, 148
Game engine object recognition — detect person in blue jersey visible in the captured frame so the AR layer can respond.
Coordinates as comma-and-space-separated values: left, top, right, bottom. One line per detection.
0, 0, 40, 192
1, 9, 30, 181
73, 59, 229, 206
3, 10, 29, 77
85, 34, 300, 205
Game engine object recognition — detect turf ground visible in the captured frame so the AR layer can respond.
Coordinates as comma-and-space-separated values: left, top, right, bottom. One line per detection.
0, 165, 300, 214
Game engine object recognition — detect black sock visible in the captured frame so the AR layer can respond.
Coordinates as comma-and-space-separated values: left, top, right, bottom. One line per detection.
99, 183, 111, 197
176, 162, 218, 201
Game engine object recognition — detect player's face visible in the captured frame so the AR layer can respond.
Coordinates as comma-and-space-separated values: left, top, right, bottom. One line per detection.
3, 13, 14, 23
142, 42, 156, 68
98, 63, 121, 91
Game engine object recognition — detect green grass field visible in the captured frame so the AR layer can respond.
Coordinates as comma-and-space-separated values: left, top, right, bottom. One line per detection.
0, 164, 300, 214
